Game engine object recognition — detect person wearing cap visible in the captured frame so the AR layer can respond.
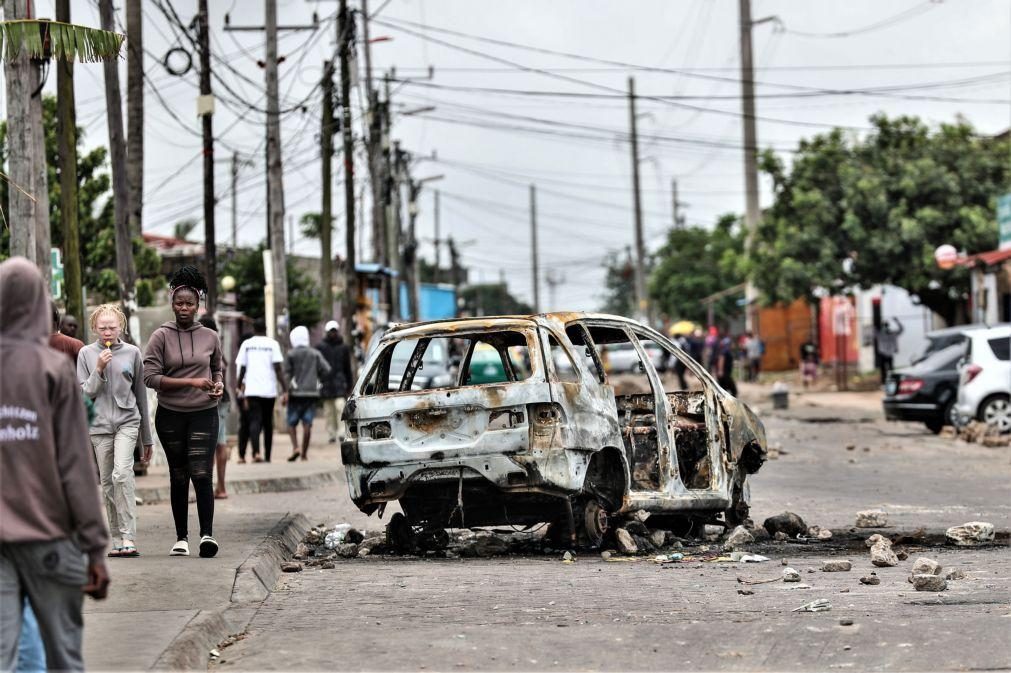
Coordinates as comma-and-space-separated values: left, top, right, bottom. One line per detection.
316, 320, 353, 444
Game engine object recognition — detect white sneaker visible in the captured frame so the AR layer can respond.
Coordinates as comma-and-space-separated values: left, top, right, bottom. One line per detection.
199, 535, 219, 558
170, 540, 189, 556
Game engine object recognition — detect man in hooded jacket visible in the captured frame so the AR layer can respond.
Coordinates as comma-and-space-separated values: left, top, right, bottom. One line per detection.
316, 320, 352, 444
0, 257, 110, 671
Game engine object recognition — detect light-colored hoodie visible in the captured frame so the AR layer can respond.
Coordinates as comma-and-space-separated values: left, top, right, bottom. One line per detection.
0, 257, 109, 562
284, 326, 331, 399
143, 321, 224, 412
78, 340, 153, 445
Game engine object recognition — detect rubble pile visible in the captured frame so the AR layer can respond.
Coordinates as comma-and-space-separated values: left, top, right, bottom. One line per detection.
957, 421, 1010, 447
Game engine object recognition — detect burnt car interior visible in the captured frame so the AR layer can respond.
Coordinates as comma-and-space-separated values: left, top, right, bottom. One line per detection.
360, 330, 532, 396
566, 323, 714, 492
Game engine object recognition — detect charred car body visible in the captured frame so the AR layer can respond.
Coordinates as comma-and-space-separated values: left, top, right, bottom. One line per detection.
341, 313, 767, 546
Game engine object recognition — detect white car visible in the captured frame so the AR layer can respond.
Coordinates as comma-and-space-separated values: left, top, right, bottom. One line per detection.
955, 325, 1011, 433
602, 341, 665, 373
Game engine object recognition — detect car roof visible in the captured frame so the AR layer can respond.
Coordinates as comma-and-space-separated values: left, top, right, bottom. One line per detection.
384, 312, 646, 339
963, 324, 1011, 339
926, 323, 991, 338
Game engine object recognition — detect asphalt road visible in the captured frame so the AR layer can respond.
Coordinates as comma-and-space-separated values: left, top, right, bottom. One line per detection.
212, 408, 1011, 672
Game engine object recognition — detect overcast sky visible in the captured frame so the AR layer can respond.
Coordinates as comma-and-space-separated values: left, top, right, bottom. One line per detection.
6, 0, 1011, 313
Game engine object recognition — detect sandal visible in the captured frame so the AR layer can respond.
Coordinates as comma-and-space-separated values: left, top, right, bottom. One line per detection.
107, 546, 124, 558
214, 491, 229, 500
120, 544, 140, 557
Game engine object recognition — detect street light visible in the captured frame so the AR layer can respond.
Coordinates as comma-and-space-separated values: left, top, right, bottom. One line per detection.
934, 244, 959, 270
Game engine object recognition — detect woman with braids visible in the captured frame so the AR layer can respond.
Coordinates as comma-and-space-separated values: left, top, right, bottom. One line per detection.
77, 303, 153, 557
143, 266, 225, 557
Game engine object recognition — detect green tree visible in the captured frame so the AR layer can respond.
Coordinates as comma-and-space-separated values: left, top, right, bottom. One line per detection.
751, 115, 1009, 323
0, 95, 163, 305
222, 243, 322, 328
460, 283, 533, 316
648, 214, 746, 324
600, 250, 636, 316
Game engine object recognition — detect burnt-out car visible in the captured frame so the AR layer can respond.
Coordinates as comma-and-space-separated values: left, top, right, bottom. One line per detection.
341, 313, 767, 546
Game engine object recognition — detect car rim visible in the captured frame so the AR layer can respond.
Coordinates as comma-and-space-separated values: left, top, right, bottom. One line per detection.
583, 499, 610, 547
983, 399, 1011, 432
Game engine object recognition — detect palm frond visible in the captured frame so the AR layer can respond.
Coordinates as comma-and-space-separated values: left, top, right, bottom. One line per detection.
0, 19, 124, 64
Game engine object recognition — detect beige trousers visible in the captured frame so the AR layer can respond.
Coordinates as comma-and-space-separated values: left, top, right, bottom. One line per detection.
322, 397, 346, 441
91, 424, 139, 541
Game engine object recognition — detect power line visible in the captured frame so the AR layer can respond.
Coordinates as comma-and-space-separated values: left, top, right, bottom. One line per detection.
782, 1, 943, 39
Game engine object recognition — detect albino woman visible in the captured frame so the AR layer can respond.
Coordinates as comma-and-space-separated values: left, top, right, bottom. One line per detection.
77, 304, 153, 557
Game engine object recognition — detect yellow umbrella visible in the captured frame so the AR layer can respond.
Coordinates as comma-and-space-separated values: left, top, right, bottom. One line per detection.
668, 320, 697, 336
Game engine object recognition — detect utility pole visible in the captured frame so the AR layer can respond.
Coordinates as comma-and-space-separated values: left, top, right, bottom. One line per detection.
320, 59, 335, 319
406, 179, 420, 321
28, 7, 50, 281
361, 0, 385, 266
265, 0, 289, 342
382, 76, 399, 320
628, 76, 647, 320
230, 152, 239, 250
55, 0, 82, 322
739, 0, 762, 330
529, 184, 540, 313
338, 0, 358, 350
99, 0, 137, 323
2, 0, 36, 267
126, 0, 143, 240
433, 189, 441, 273
448, 236, 461, 315
197, 0, 217, 314
672, 178, 686, 229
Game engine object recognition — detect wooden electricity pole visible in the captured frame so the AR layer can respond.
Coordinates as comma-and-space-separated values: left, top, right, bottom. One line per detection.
55, 0, 83, 321
338, 0, 357, 349
99, 0, 137, 321
126, 0, 143, 240
529, 184, 540, 313
197, 0, 217, 313
628, 76, 646, 320
265, 0, 289, 340
320, 60, 335, 318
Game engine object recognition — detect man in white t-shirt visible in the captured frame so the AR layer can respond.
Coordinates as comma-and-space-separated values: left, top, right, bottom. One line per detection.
236, 318, 286, 462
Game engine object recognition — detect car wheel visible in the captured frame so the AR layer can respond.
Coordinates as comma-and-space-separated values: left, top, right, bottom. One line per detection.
979, 394, 1011, 433
924, 418, 944, 434
579, 497, 612, 548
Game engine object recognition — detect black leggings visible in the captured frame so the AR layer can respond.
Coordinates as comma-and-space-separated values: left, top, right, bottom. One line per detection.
237, 400, 250, 460
246, 396, 276, 462
155, 405, 218, 540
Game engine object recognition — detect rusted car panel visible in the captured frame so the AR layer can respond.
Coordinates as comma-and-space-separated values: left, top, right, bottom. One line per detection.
342, 313, 767, 542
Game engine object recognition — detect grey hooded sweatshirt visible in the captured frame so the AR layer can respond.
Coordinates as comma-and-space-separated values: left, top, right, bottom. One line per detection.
143, 321, 224, 412
0, 257, 109, 562
78, 340, 153, 445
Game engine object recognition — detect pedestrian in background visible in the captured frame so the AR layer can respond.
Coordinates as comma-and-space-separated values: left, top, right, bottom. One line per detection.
143, 265, 224, 558
198, 316, 232, 500
59, 314, 80, 340
316, 320, 352, 444
875, 318, 904, 385
78, 304, 153, 557
800, 339, 819, 388
715, 336, 738, 396
284, 326, 331, 462
234, 330, 252, 463
744, 331, 764, 382
1, 257, 110, 671
235, 318, 285, 463
49, 302, 83, 364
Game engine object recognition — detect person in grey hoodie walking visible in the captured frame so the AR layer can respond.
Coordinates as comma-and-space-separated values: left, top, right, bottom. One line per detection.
78, 304, 153, 557
143, 266, 225, 558
283, 326, 331, 462
1, 257, 110, 671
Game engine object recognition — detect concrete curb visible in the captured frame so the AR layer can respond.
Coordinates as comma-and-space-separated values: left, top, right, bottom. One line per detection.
152, 513, 312, 670
137, 470, 341, 505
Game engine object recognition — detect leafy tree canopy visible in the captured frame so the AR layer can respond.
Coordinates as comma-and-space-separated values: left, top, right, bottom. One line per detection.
222, 243, 322, 328
599, 250, 637, 317
0, 95, 163, 305
460, 282, 532, 316
751, 114, 1009, 323
648, 214, 746, 325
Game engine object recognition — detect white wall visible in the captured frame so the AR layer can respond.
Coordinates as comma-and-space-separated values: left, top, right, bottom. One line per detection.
854, 285, 938, 372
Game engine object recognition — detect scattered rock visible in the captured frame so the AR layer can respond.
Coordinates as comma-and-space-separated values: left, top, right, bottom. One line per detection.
865, 533, 886, 548
862, 447, 870, 452
763, 512, 808, 538
562, 551, 574, 562
895, 547, 909, 561
335, 543, 359, 559
855, 510, 888, 528
783, 567, 801, 582
870, 538, 899, 567
982, 434, 1010, 448
944, 568, 965, 580
320, 560, 335, 569
600, 550, 613, 560
774, 531, 788, 541
632, 509, 651, 523
909, 557, 942, 578
839, 618, 854, 626
292, 542, 308, 560
939, 426, 957, 439
357, 547, 371, 558
623, 520, 650, 537
846, 444, 856, 451
455, 533, 511, 558
737, 589, 754, 596
615, 529, 638, 554
703, 524, 724, 541
724, 525, 755, 549
945, 521, 995, 547
649, 530, 667, 549
859, 574, 880, 585
792, 599, 831, 613
912, 574, 947, 592
280, 561, 303, 573
821, 560, 852, 572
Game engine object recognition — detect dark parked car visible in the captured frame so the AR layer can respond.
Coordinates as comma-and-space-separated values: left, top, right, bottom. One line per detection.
883, 343, 963, 433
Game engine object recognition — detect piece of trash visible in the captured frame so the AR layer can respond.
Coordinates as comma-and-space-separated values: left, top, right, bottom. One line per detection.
733, 553, 769, 563
821, 560, 852, 572
738, 576, 781, 586
792, 599, 831, 613
209, 649, 220, 659
600, 550, 613, 560
562, 551, 574, 562
945, 521, 994, 547
855, 510, 888, 528
839, 618, 854, 626
783, 567, 801, 582
324, 524, 352, 549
